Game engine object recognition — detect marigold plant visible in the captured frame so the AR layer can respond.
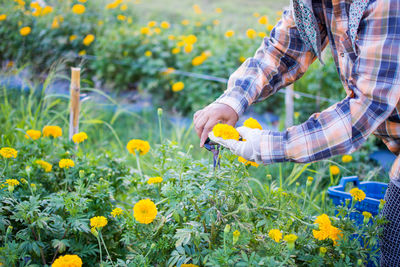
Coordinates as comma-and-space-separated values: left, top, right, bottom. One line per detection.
83, 34, 95, 46
5, 179, 20, 186
212, 124, 240, 140
52, 254, 82, 267
268, 229, 282, 242
72, 132, 88, 144
111, 208, 123, 218
349, 188, 366, 202
0, 147, 18, 158
90, 216, 108, 228
59, 159, 75, 169
25, 129, 41, 140
20, 26, 31, 36
330, 165, 340, 175
43, 125, 62, 138
133, 199, 157, 224
126, 139, 150, 155
172, 81, 184, 92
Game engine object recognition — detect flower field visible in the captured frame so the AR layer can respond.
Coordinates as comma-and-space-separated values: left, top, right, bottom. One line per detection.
0, 0, 390, 266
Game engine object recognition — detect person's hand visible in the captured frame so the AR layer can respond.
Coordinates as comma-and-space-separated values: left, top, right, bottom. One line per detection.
208, 126, 262, 163
193, 103, 239, 147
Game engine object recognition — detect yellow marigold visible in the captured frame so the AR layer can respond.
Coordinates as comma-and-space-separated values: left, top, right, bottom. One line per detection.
147, 21, 157, 27
330, 165, 340, 175
239, 56, 246, 63
192, 55, 206, 66
35, 160, 52, 172
72, 4, 85, 14
0, 14, 7, 21
184, 44, 193, 53
215, 7, 222, 13
126, 139, 150, 155
253, 12, 260, 17
172, 81, 184, 92
362, 211, 372, 219
342, 155, 353, 163
160, 21, 170, 29
350, 188, 366, 202
106, 1, 119, 9
133, 199, 157, 224
267, 24, 274, 31
78, 0, 87, 2
72, 132, 88, 144
162, 67, 175, 75
212, 124, 240, 141
213, 19, 220, 25
51, 17, 59, 29
0, 147, 18, 159
181, 19, 189, 26
147, 176, 163, 185
225, 30, 235, 38
144, 50, 152, 57
258, 16, 268, 25
268, 229, 282, 242
312, 214, 342, 243
83, 34, 95, 46
284, 234, 298, 243
25, 129, 41, 140
69, 35, 77, 41
41, 6, 53, 15
90, 216, 108, 228
6, 179, 20, 186
43, 125, 62, 138
168, 35, 175, 40
193, 4, 202, 14
111, 208, 123, 217
233, 230, 240, 237
243, 117, 262, 130
59, 159, 75, 169
307, 176, 314, 183
237, 156, 259, 167
246, 28, 257, 39
140, 27, 150, 35
117, 14, 126, 21
52, 254, 82, 267
258, 32, 267, 38
78, 50, 86, 56
20, 26, 31, 36
171, 47, 180, 54
120, 4, 127, 11
185, 34, 197, 45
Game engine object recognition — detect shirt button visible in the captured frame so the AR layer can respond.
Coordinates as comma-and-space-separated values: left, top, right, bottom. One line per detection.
340, 52, 345, 57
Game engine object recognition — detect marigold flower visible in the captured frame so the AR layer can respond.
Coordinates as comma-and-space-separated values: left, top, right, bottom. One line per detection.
90, 216, 108, 228
342, 155, 353, 163
126, 139, 150, 155
43, 125, 62, 138
120, 4, 127, 10
106, 1, 120, 9
52, 254, 82, 267
184, 44, 193, 53
268, 229, 282, 242
0, 14, 7, 21
20, 26, 31, 36
185, 34, 197, 45
172, 81, 184, 92
192, 55, 206, 66
0, 147, 18, 158
144, 50, 152, 57
162, 67, 175, 75
267, 24, 274, 31
83, 34, 95, 46
243, 117, 262, 130
168, 35, 175, 40
212, 124, 240, 141
320, 247, 327, 255
330, 165, 340, 175
379, 199, 386, 209
213, 19, 220, 25
24, 129, 41, 140
171, 47, 180, 54
350, 188, 366, 202
42, 6, 53, 15
312, 214, 342, 243
181, 19, 190, 26
51, 17, 59, 29
147, 177, 163, 184
69, 35, 77, 41
78, 0, 87, 2
6, 179, 20, 186
72, 132, 88, 144
78, 50, 86, 56
232, 229, 240, 244
258, 32, 267, 38
117, 14, 126, 21
258, 16, 268, 25
253, 12, 260, 17
140, 27, 150, 35
59, 159, 75, 169
133, 199, 157, 224
246, 28, 257, 39
160, 21, 170, 29
111, 208, 123, 217
193, 4, 202, 14
362, 211, 372, 224
239, 56, 246, 63
215, 7, 222, 13
72, 4, 85, 14
237, 156, 259, 167
35, 160, 52, 172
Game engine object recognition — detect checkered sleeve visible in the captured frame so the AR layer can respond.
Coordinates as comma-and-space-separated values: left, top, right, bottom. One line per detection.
214, 8, 327, 116
260, 0, 400, 164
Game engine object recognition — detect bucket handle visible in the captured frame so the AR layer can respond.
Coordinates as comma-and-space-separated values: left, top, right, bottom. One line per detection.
338, 176, 360, 188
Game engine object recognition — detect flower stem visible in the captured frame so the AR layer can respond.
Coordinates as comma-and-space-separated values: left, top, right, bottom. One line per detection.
96, 233, 103, 265
1, 159, 8, 177
302, 184, 308, 210
158, 110, 163, 144
135, 151, 143, 179
99, 231, 114, 267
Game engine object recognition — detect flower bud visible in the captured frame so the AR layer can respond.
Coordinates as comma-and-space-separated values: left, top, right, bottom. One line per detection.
31, 183, 36, 192
150, 243, 156, 249
232, 230, 240, 245
266, 174, 272, 180
79, 170, 85, 178
157, 108, 163, 116
357, 259, 363, 266
91, 227, 98, 237
8, 185, 14, 193
224, 224, 231, 234
6, 226, 13, 235
379, 199, 386, 210
319, 247, 327, 256
306, 176, 314, 186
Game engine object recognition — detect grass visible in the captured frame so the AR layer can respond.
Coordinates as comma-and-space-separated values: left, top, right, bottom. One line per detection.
136, 0, 290, 31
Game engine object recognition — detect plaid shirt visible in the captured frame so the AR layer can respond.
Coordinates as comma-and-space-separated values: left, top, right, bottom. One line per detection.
215, 0, 400, 183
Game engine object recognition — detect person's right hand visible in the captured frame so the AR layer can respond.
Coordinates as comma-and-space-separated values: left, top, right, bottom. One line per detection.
193, 103, 239, 147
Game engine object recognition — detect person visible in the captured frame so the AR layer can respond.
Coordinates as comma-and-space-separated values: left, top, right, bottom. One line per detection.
193, 0, 400, 265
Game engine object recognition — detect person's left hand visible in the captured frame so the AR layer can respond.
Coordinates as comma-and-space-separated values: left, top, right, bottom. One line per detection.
208, 126, 263, 163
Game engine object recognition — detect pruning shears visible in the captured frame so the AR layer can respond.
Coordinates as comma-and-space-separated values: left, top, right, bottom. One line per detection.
204, 138, 221, 170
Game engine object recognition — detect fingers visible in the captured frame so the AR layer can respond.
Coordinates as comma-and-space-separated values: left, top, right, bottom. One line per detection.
194, 111, 207, 138
236, 126, 260, 140
200, 119, 216, 147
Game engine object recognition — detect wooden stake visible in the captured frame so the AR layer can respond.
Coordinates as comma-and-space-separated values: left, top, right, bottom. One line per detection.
69, 67, 81, 140
285, 84, 294, 128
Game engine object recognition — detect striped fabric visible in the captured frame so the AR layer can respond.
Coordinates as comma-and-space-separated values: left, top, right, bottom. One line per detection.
215, 0, 400, 184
